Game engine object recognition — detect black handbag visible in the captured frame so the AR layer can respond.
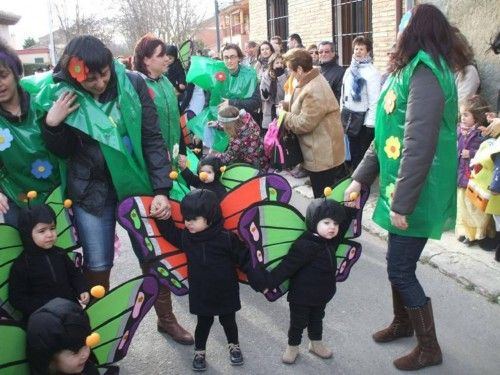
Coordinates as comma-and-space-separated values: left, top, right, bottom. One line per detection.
280, 126, 304, 169
341, 107, 366, 137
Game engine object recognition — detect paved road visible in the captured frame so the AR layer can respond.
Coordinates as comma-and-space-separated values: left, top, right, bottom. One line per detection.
112, 192, 499, 374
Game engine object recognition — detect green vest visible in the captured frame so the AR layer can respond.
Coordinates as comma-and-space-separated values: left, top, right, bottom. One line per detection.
34, 61, 154, 199
373, 51, 457, 239
0, 94, 62, 207
143, 75, 180, 162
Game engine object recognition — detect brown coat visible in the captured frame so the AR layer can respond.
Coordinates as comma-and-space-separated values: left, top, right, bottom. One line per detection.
283, 68, 345, 172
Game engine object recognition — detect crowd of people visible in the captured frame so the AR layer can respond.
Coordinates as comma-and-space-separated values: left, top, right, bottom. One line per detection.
0, 3, 499, 374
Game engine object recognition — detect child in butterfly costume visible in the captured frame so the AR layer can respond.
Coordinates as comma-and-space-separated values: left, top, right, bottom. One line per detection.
261, 199, 356, 364
155, 189, 266, 371
8, 204, 89, 320
179, 155, 227, 201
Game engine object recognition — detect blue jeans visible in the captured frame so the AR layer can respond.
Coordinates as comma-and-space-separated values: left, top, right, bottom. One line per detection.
387, 233, 428, 308
73, 201, 116, 272
3, 200, 21, 226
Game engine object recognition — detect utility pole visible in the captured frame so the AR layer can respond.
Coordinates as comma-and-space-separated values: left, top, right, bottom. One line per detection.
47, 0, 57, 65
214, 0, 221, 53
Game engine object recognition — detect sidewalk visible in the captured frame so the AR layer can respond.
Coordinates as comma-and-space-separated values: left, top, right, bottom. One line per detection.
283, 171, 500, 304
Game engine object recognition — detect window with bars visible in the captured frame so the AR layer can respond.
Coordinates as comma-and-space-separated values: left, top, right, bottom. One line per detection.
267, 0, 289, 41
332, 0, 372, 66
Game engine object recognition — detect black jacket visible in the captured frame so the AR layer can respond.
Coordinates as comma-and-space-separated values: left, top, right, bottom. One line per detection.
267, 231, 337, 306
156, 219, 265, 316
180, 168, 227, 201
166, 60, 186, 93
42, 69, 171, 215
320, 60, 345, 103
8, 246, 87, 320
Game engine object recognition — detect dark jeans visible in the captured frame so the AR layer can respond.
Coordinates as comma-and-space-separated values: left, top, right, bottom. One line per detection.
348, 126, 374, 169
308, 163, 349, 198
195, 313, 238, 350
288, 303, 326, 346
387, 233, 428, 308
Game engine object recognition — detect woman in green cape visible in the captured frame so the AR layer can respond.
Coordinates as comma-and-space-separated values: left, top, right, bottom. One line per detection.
132, 34, 194, 345
344, 4, 470, 371
41, 36, 172, 292
0, 40, 61, 225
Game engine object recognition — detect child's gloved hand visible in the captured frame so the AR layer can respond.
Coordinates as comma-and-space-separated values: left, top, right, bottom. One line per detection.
79, 292, 90, 305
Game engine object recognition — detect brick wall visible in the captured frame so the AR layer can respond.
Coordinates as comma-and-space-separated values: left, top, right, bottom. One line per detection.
372, 0, 398, 71
249, 0, 268, 43
287, 0, 333, 46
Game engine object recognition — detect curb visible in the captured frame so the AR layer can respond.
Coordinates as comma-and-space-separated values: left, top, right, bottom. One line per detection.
286, 174, 500, 304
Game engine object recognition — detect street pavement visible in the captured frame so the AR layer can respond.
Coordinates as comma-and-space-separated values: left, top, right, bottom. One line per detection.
112, 177, 499, 374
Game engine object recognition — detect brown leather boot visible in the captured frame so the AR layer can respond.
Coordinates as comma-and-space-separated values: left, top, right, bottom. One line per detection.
83, 269, 111, 291
141, 265, 194, 345
393, 298, 442, 371
372, 285, 413, 343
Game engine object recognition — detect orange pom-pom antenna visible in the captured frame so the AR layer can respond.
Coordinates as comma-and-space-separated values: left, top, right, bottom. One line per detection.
27, 190, 38, 200
199, 171, 208, 182
220, 166, 226, 173
90, 285, 106, 299
169, 171, 178, 180
323, 187, 332, 197
63, 199, 73, 208
86, 332, 101, 348
349, 192, 360, 201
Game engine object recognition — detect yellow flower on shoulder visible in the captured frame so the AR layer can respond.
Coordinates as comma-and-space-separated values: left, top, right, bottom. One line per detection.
384, 136, 401, 160
384, 89, 397, 114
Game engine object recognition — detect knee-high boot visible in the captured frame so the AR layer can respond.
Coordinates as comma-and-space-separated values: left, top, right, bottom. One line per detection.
393, 298, 442, 371
141, 265, 194, 345
83, 269, 111, 292
372, 284, 413, 342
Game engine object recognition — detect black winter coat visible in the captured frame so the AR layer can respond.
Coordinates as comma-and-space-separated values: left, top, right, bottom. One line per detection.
156, 219, 265, 316
320, 60, 345, 103
41, 69, 171, 215
180, 168, 227, 201
8, 245, 87, 320
268, 231, 338, 306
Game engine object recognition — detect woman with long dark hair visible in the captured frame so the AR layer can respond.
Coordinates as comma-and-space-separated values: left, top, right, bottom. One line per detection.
345, 4, 469, 370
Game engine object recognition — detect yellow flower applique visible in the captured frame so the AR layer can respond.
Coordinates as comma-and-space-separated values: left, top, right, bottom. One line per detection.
384, 89, 397, 114
384, 136, 401, 160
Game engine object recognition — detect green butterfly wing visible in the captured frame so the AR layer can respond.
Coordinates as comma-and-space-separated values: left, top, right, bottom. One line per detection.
86, 275, 159, 366
238, 202, 306, 301
0, 322, 29, 374
220, 163, 260, 191
0, 225, 23, 320
178, 40, 193, 71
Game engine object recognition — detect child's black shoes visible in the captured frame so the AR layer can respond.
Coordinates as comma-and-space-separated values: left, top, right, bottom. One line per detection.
228, 343, 244, 365
192, 350, 206, 371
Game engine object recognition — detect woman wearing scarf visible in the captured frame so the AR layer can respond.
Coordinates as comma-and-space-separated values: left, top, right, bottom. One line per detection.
0, 40, 62, 225
254, 41, 275, 81
41, 36, 172, 293
341, 36, 381, 169
132, 34, 194, 345
260, 53, 288, 131
344, 4, 470, 370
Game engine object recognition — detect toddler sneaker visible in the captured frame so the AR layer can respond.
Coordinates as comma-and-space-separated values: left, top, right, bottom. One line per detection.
308, 340, 333, 359
457, 235, 466, 243
192, 350, 206, 372
228, 343, 244, 366
282, 345, 299, 364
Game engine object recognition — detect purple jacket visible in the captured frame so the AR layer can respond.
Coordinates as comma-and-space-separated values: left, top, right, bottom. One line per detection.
457, 128, 483, 188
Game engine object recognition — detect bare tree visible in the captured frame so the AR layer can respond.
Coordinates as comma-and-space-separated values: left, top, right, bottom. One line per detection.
53, 0, 115, 46
113, 0, 205, 50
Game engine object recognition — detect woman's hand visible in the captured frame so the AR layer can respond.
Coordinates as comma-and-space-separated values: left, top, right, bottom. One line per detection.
0, 192, 9, 215
46, 91, 79, 127
390, 210, 408, 230
150, 194, 171, 220
344, 180, 362, 207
